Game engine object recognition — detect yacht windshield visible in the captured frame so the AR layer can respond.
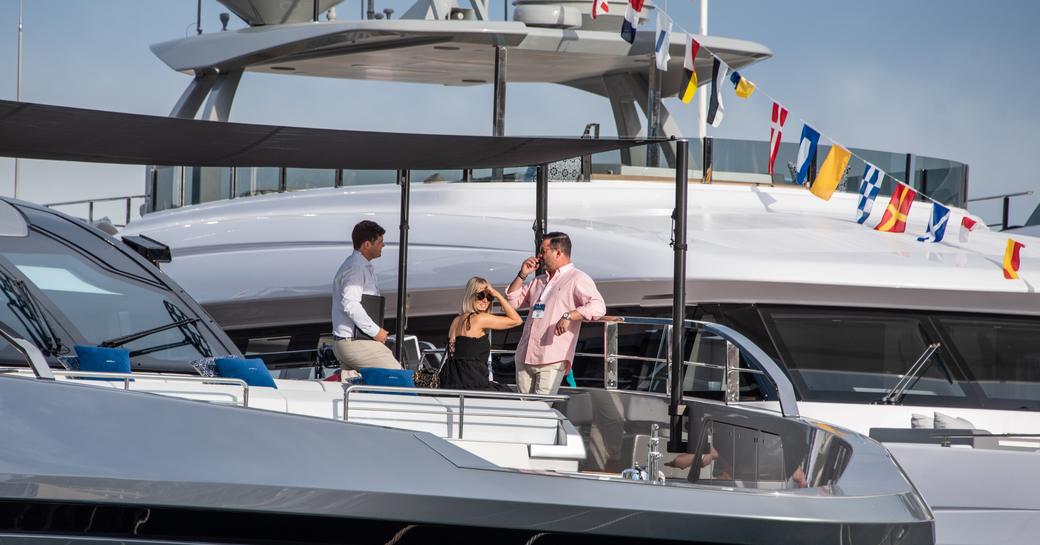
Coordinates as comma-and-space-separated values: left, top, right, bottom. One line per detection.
759, 307, 1040, 411
0, 205, 230, 371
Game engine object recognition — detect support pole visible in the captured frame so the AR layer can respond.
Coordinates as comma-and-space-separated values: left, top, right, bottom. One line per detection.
492, 46, 508, 180
701, 136, 713, 184
493, 47, 507, 137
696, 0, 708, 144
313, 0, 320, 21
395, 169, 411, 362
1002, 195, 1011, 231
668, 139, 688, 453
14, 0, 23, 198
534, 163, 548, 250
647, 62, 662, 168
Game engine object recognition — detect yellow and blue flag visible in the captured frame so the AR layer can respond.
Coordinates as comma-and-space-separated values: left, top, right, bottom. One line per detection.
729, 71, 755, 98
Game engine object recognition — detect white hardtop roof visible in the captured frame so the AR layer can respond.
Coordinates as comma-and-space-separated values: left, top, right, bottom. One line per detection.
126, 179, 1039, 316
151, 20, 770, 93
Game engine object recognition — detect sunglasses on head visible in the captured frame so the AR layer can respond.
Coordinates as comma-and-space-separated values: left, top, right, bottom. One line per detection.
474, 291, 493, 301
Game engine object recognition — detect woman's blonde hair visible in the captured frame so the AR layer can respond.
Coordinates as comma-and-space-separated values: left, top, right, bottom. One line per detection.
460, 276, 491, 315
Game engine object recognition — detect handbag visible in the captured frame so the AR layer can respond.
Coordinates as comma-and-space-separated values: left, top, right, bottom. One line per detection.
413, 346, 443, 389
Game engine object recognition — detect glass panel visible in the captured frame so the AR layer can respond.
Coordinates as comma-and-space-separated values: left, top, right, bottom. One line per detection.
6, 239, 218, 366
0, 267, 61, 364
0, 332, 28, 367
2, 207, 227, 369
341, 170, 397, 186
764, 309, 966, 403
286, 168, 335, 191
235, 166, 280, 197
915, 154, 967, 207
938, 317, 1040, 409
183, 166, 232, 205
411, 169, 464, 183
152, 166, 182, 211
469, 166, 536, 182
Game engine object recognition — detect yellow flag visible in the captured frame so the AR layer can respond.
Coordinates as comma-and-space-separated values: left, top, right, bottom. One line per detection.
810, 145, 852, 201
734, 77, 755, 99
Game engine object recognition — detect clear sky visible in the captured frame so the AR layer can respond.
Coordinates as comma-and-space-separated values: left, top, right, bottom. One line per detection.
1, 0, 1038, 225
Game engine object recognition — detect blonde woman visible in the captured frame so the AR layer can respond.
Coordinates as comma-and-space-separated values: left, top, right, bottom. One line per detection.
441, 277, 522, 390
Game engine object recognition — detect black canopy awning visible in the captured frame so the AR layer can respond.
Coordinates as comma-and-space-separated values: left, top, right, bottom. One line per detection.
0, 100, 654, 170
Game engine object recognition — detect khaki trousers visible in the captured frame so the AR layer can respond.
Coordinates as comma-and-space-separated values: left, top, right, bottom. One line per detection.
515, 361, 566, 395
333, 338, 401, 377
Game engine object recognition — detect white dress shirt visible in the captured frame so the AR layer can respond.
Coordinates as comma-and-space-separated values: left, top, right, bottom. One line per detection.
331, 250, 380, 339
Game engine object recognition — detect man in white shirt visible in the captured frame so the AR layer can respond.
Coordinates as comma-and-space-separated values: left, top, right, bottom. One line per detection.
331, 220, 401, 374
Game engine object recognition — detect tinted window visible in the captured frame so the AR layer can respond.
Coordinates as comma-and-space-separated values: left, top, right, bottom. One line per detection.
0, 269, 60, 365
938, 317, 1040, 408
763, 310, 966, 404
1, 206, 230, 370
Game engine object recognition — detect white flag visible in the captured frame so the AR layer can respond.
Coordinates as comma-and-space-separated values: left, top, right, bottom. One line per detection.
654, 12, 672, 71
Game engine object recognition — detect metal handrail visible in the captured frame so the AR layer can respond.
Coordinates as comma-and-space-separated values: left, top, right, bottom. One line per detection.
343, 384, 567, 441
423, 315, 797, 417
0, 329, 52, 379
44, 194, 147, 226
587, 316, 800, 417
966, 190, 1034, 231
47, 370, 250, 406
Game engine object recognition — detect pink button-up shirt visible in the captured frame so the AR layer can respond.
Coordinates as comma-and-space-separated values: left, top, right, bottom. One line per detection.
506, 263, 606, 369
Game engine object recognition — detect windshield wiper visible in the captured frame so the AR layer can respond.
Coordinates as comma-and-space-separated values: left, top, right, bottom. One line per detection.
0, 269, 65, 356
99, 317, 201, 349
879, 343, 942, 405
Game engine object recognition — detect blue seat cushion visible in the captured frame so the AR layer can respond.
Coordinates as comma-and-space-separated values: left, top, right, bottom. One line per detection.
358, 368, 416, 391
72, 345, 131, 381
215, 357, 277, 389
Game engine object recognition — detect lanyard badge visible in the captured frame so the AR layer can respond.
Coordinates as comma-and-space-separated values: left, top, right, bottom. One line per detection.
531, 303, 546, 319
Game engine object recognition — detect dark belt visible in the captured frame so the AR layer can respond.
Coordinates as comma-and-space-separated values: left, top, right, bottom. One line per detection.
333, 335, 352, 341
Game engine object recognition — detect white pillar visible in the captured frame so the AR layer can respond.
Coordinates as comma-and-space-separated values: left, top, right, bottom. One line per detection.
14, 0, 23, 198
696, 0, 707, 143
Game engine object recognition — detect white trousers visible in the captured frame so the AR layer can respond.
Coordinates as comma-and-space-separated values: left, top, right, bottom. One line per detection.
333, 338, 401, 377
515, 361, 566, 395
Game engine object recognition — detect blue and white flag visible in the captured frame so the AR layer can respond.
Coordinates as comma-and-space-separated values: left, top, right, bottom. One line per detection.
856, 163, 885, 224
654, 12, 672, 70
620, 0, 644, 44
918, 203, 951, 243
795, 124, 820, 185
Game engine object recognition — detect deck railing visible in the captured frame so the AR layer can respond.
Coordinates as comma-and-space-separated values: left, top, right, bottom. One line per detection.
342, 384, 566, 441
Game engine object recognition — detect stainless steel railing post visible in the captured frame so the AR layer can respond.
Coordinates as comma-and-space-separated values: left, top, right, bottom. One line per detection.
724, 341, 739, 404
603, 321, 618, 390
458, 393, 465, 439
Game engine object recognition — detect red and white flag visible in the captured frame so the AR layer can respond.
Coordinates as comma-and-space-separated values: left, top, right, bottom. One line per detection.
959, 216, 979, 243
768, 102, 788, 176
592, 0, 609, 19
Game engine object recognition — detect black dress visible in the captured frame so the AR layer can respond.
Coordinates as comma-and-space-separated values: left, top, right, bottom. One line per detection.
440, 335, 511, 391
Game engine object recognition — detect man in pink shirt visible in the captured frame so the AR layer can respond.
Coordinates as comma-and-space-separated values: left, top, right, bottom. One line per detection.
506, 232, 606, 394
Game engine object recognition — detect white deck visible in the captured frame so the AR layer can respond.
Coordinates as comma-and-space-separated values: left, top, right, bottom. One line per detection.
11, 370, 583, 471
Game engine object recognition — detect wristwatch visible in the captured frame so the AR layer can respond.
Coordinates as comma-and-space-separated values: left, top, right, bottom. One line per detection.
561, 311, 572, 321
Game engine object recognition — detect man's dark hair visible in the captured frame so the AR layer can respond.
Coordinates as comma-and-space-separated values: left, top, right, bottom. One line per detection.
542, 231, 571, 257
352, 220, 386, 250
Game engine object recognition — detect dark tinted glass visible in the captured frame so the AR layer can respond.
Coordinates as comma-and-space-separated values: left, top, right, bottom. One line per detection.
763, 310, 966, 403
938, 317, 1040, 408
1, 206, 229, 370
